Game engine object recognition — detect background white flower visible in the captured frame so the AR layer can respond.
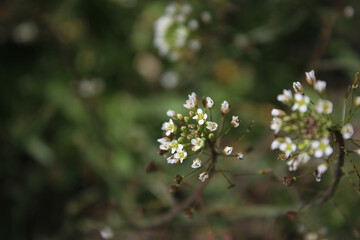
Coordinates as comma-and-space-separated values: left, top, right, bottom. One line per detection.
314, 80, 326, 92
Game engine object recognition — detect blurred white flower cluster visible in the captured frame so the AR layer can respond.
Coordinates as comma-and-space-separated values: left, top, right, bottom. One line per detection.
158, 92, 242, 182
154, 2, 211, 61
271, 70, 359, 182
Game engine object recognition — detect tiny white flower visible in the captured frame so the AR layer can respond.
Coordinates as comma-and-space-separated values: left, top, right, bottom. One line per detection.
237, 152, 244, 160
311, 138, 333, 158
270, 117, 282, 134
161, 119, 177, 136
165, 3, 177, 15
314, 80, 326, 93
355, 149, 360, 156
183, 92, 198, 109
167, 110, 177, 118
191, 158, 201, 168
167, 155, 178, 164
305, 70, 316, 86
201, 11, 212, 23
292, 93, 310, 113
277, 89, 293, 104
287, 158, 300, 171
314, 163, 328, 182
355, 96, 360, 107
193, 108, 208, 125
199, 171, 209, 182
181, 4, 192, 14
223, 146, 233, 155
271, 108, 285, 117
341, 123, 354, 140
100, 226, 114, 240
231, 116, 240, 128
170, 140, 184, 154
191, 137, 204, 151
271, 138, 282, 150
158, 137, 171, 150
221, 100, 230, 114
279, 137, 297, 157
298, 152, 311, 164
293, 82, 304, 94
188, 19, 199, 30
205, 96, 214, 109
174, 149, 188, 163
316, 99, 333, 114
206, 121, 218, 131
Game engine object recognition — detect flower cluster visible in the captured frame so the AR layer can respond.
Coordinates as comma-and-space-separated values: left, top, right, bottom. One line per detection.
271, 70, 359, 182
154, 2, 211, 61
158, 92, 243, 182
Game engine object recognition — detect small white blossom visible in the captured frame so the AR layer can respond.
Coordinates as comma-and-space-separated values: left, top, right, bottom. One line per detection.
181, 4, 192, 14
298, 152, 311, 164
314, 80, 326, 93
193, 108, 208, 125
311, 138, 333, 158
167, 155, 178, 164
292, 93, 310, 113
271, 138, 282, 150
287, 158, 300, 171
305, 70, 316, 86
277, 89, 293, 104
293, 82, 304, 94
174, 149, 188, 163
355, 149, 360, 156
270, 117, 282, 134
100, 226, 114, 239
205, 96, 214, 109
341, 123, 354, 140
188, 19, 199, 30
316, 99, 333, 114
189, 39, 201, 51
191, 158, 201, 168
199, 171, 209, 182
170, 140, 184, 154
279, 137, 297, 157
183, 92, 198, 109
167, 110, 176, 118
314, 163, 328, 182
271, 108, 285, 117
237, 152, 244, 160
355, 96, 360, 107
206, 121, 218, 131
165, 3, 177, 15
223, 146, 233, 155
158, 137, 171, 150
201, 11, 212, 23
231, 116, 240, 128
221, 100, 230, 114
191, 137, 204, 151
161, 119, 177, 136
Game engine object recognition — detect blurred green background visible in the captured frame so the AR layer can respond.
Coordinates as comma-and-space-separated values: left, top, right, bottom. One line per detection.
1, 0, 360, 239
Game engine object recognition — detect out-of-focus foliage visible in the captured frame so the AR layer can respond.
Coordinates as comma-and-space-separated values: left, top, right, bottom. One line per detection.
1, 0, 360, 239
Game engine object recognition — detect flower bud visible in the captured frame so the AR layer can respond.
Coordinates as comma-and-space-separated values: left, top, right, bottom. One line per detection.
203, 96, 214, 109
177, 137, 184, 142
283, 176, 295, 187
181, 132, 187, 137
177, 113, 183, 121
355, 96, 360, 107
184, 116, 190, 123
181, 126, 187, 132
175, 174, 183, 184
189, 111, 195, 117
167, 110, 177, 118
237, 152, 244, 160
208, 133, 215, 140
293, 82, 304, 94
271, 108, 286, 117
221, 100, 230, 114
278, 154, 287, 160
353, 72, 359, 88
305, 70, 316, 86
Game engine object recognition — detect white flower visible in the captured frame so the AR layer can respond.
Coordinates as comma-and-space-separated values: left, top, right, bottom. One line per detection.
181, 4, 192, 14
356, 149, 360, 156
167, 110, 176, 118
167, 155, 178, 164
221, 100, 230, 114
191, 137, 204, 151
231, 116, 240, 128
191, 158, 201, 168
189, 39, 201, 51
311, 138, 333, 158
223, 146, 233, 155
271, 108, 285, 117
316, 99, 333, 114
314, 163, 328, 182
270, 117, 282, 134
174, 149, 188, 163
277, 89, 293, 104
305, 70, 316, 86
170, 140, 184, 154
193, 108, 208, 125
165, 3, 177, 15
355, 96, 360, 107
188, 19, 199, 30
174, 26, 189, 48
158, 137, 171, 150
287, 158, 300, 171
161, 119, 177, 136
183, 92, 198, 109
100, 226, 114, 240
271, 138, 282, 150
298, 152, 311, 164
293, 82, 304, 94
341, 123, 354, 140
237, 152, 244, 160
154, 15, 174, 56
314, 80, 326, 93
206, 121, 218, 131
205, 96, 214, 109
201, 11, 212, 23
279, 137, 297, 157
199, 171, 209, 182
292, 93, 310, 113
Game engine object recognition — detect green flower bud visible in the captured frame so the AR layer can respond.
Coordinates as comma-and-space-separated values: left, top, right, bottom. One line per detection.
184, 116, 190, 123
177, 114, 183, 121
189, 111, 195, 117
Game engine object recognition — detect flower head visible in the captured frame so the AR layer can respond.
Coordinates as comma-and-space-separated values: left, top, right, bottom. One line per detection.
193, 108, 208, 125
205, 96, 214, 109
191, 158, 201, 168
191, 137, 204, 151
170, 140, 184, 154
221, 100, 230, 114
277, 89, 293, 104
341, 123, 354, 140
184, 92, 198, 109
316, 99, 333, 114
314, 80, 326, 93
206, 121, 218, 132
199, 171, 209, 182
292, 93, 310, 113
279, 137, 297, 157
158, 137, 171, 150
223, 146, 233, 155
161, 119, 177, 136
167, 110, 177, 118
231, 116, 240, 128
311, 138, 333, 158
174, 149, 188, 163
